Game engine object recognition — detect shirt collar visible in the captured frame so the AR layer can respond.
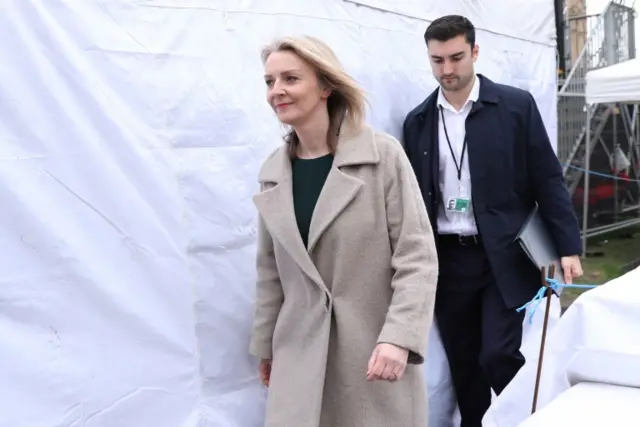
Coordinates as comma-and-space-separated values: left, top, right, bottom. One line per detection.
437, 74, 480, 112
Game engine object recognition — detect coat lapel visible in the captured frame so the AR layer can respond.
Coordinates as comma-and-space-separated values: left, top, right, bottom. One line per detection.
253, 124, 380, 291
306, 167, 363, 254
416, 90, 440, 216
253, 147, 327, 291
466, 75, 500, 183
307, 125, 379, 253
424, 103, 439, 194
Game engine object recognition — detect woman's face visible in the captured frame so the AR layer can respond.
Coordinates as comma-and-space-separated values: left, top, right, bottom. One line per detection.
263, 50, 331, 127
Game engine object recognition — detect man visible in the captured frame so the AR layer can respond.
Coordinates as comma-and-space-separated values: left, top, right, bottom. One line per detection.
402, 15, 584, 427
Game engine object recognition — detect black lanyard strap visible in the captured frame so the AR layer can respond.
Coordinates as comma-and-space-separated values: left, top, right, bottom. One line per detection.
439, 105, 467, 181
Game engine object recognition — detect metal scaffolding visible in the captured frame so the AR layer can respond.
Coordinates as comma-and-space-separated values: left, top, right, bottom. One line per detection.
556, 0, 638, 253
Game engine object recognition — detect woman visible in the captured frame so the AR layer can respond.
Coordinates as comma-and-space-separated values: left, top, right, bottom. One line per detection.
250, 35, 439, 427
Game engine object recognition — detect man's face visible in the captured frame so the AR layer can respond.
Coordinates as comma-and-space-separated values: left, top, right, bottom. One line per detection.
427, 34, 478, 92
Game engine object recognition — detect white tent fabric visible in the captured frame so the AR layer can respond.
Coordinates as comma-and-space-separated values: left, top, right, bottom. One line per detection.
486, 266, 640, 427
518, 382, 640, 427
0, 1, 559, 426
585, 57, 640, 104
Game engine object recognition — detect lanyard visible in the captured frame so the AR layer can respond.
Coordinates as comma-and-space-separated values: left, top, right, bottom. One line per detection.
439, 105, 467, 181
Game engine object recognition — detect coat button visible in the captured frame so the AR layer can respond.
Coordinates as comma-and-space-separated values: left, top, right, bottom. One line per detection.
423, 151, 428, 155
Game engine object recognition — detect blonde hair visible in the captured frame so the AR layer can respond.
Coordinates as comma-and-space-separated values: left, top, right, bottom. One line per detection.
261, 36, 367, 157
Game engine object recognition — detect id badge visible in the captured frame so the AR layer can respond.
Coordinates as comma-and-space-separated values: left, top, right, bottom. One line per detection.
446, 197, 470, 213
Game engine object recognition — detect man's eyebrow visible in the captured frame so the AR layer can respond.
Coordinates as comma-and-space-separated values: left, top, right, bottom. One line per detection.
430, 51, 465, 59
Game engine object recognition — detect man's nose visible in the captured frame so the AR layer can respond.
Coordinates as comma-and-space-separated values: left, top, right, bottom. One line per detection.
443, 61, 455, 75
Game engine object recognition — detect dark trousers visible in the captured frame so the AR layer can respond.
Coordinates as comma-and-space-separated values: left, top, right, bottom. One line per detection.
435, 234, 526, 427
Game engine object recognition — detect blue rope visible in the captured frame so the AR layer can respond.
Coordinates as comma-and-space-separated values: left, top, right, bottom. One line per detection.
562, 164, 640, 183
516, 278, 598, 323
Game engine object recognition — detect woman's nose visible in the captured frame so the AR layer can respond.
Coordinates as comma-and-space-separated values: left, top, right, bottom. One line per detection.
271, 80, 286, 95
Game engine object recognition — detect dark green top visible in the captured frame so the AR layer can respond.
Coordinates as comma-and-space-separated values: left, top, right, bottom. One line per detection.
291, 153, 334, 247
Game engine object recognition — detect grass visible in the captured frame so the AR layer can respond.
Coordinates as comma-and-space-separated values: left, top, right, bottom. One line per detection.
559, 225, 640, 310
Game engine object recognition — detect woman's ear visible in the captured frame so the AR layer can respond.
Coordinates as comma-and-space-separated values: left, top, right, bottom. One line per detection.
319, 77, 333, 100
321, 87, 332, 100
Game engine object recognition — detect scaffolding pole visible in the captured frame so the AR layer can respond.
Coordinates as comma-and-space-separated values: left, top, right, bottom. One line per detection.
582, 104, 591, 257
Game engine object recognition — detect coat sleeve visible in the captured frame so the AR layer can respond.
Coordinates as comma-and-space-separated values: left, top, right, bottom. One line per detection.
377, 139, 439, 365
524, 93, 582, 256
249, 215, 284, 360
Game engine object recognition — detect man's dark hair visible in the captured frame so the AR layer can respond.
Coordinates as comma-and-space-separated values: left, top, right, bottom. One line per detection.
424, 15, 475, 47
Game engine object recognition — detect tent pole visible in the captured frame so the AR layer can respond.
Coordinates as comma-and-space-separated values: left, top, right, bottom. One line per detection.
582, 104, 591, 257
613, 104, 619, 222
636, 106, 640, 218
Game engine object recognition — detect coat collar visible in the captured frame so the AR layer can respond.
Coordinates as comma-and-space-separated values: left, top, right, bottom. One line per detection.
257, 122, 379, 184
254, 122, 378, 294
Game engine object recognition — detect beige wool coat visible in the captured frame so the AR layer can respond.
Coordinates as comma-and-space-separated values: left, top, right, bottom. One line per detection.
250, 123, 439, 427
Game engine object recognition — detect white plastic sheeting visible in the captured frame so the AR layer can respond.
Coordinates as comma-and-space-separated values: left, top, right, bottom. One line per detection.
0, 1, 558, 426
586, 57, 640, 104
347, 0, 556, 45
518, 382, 640, 427
487, 266, 640, 427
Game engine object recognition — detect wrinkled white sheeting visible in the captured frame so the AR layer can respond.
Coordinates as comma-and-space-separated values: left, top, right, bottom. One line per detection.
586, 57, 640, 104
486, 267, 640, 427
0, 1, 558, 426
346, 0, 556, 46
517, 382, 640, 427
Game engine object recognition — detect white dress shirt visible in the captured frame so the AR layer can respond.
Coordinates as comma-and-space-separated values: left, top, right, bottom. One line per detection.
436, 75, 480, 236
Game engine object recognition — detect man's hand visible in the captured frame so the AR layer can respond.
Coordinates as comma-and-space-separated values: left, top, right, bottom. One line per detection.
366, 343, 409, 382
561, 255, 583, 284
259, 358, 272, 387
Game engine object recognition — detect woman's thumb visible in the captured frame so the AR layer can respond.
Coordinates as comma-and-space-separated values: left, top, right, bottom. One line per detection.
367, 347, 379, 374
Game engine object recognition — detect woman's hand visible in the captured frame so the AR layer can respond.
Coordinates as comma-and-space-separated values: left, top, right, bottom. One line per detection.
259, 358, 272, 387
366, 343, 408, 382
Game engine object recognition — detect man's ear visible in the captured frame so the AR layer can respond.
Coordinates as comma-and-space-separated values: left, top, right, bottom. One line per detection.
472, 44, 479, 62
